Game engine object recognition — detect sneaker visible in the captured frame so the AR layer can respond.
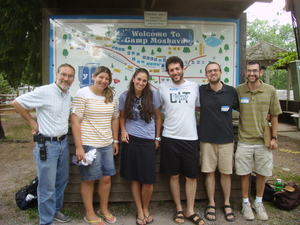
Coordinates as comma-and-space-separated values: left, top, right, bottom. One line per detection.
54, 211, 70, 223
252, 202, 269, 221
241, 202, 255, 220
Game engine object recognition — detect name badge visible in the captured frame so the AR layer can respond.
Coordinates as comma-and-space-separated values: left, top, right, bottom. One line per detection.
221, 106, 230, 112
241, 97, 249, 104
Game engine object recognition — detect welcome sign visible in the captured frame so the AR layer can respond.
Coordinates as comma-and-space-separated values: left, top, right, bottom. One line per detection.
117, 28, 194, 45
50, 16, 239, 99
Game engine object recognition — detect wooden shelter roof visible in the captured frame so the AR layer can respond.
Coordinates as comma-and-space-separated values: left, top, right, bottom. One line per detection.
246, 41, 287, 61
40, 0, 272, 18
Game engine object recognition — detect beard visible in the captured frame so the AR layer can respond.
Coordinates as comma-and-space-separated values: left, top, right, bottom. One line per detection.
56, 81, 70, 91
247, 76, 260, 83
209, 77, 220, 84
171, 73, 184, 84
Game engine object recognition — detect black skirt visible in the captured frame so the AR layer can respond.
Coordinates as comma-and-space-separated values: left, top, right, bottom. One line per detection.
120, 134, 156, 184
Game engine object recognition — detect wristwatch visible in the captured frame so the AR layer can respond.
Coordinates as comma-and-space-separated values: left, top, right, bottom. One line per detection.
155, 137, 161, 141
271, 136, 278, 140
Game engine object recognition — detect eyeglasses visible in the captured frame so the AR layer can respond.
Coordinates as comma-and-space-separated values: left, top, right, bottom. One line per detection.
60, 73, 75, 79
246, 69, 260, 74
135, 97, 142, 110
206, 69, 221, 74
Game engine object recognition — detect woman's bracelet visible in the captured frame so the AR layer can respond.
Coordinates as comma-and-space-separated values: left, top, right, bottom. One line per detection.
121, 130, 127, 134
113, 140, 119, 143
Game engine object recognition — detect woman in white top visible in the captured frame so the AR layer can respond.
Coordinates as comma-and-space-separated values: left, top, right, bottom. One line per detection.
71, 66, 119, 225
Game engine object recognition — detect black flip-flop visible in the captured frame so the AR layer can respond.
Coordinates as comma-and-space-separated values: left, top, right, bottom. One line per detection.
144, 215, 154, 224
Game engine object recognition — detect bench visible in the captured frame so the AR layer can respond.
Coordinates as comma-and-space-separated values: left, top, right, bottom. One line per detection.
282, 110, 300, 130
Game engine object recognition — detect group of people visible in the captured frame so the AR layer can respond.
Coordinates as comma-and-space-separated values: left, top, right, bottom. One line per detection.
13, 56, 281, 225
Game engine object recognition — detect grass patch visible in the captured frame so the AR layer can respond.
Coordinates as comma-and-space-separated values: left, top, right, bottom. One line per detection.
6, 124, 31, 140
62, 203, 85, 220
158, 200, 165, 207
24, 207, 39, 220
272, 167, 300, 185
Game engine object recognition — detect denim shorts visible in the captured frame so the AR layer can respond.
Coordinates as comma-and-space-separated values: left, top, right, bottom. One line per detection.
79, 144, 116, 181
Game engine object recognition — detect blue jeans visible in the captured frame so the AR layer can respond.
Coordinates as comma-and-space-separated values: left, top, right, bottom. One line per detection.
34, 137, 69, 225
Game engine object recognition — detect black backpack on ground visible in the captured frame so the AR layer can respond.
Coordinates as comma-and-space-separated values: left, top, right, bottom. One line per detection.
15, 177, 38, 210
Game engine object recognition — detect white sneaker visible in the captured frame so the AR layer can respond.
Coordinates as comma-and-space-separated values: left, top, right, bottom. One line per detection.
241, 202, 255, 220
252, 202, 269, 221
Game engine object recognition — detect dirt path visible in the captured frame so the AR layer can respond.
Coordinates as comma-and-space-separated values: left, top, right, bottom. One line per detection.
0, 114, 299, 225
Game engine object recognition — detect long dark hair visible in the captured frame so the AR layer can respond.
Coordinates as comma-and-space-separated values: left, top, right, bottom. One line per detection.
93, 66, 114, 103
124, 68, 154, 123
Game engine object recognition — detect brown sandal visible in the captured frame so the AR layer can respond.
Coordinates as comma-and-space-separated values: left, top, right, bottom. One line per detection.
186, 213, 205, 225
173, 211, 185, 224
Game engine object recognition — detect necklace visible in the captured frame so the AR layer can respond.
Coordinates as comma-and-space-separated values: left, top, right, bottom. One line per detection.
135, 96, 142, 110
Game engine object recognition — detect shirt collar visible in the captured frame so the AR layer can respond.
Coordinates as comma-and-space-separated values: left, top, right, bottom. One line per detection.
243, 80, 264, 93
205, 81, 227, 93
53, 83, 69, 97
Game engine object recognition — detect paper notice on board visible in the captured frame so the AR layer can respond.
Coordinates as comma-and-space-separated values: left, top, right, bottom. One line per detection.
144, 11, 167, 27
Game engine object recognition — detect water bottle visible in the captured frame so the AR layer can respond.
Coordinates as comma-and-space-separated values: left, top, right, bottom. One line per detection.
275, 179, 282, 192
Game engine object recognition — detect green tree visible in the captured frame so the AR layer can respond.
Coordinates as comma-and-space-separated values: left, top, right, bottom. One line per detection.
0, 74, 14, 94
260, 70, 290, 90
183, 47, 191, 54
224, 66, 229, 73
62, 49, 69, 58
271, 51, 298, 69
141, 47, 146, 53
157, 47, 162, 53
63, 34, 68, 42
224, 44, 229, 52
247, 18, 296, 51
220, 35, 225, 42
0, 0, 42, 88
127, 46, 132, 50
0, 74, 14, 139
218, 48, 223, 54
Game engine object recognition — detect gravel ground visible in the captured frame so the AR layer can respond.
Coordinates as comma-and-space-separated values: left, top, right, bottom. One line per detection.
0, 114, 299, 225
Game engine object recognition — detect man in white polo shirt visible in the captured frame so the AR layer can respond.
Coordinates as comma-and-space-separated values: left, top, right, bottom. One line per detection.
13, 63, 75, 225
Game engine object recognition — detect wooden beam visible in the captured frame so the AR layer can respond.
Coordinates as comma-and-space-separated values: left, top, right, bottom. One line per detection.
140, 0, 146, 8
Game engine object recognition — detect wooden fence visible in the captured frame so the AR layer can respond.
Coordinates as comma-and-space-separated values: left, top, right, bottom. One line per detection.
0, 94, 17, 114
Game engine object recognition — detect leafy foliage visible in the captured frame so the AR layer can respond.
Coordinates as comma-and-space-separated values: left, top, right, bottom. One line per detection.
270, 51, 298, 70
0, 0, 42, 89
0, 74, 14, 94
247, 19, 296, 51
261, 70, 291, 90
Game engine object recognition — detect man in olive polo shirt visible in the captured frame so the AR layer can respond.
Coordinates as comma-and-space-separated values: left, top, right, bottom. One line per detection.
235, 60, 282, 221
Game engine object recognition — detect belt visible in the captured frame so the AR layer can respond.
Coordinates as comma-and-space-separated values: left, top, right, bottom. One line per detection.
43, 135, 67, 142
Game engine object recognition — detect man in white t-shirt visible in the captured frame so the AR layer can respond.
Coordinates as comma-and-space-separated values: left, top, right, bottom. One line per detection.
158, 56, 204, 225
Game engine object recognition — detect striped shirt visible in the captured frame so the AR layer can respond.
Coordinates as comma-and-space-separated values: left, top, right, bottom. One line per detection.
16, 83, 71, 137
71, 87, 119, 147
236, 81, 282, 144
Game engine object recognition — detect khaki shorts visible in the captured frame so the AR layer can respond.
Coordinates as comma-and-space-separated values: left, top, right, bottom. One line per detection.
200, 142, 234, 174
235, 142, 273, 177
